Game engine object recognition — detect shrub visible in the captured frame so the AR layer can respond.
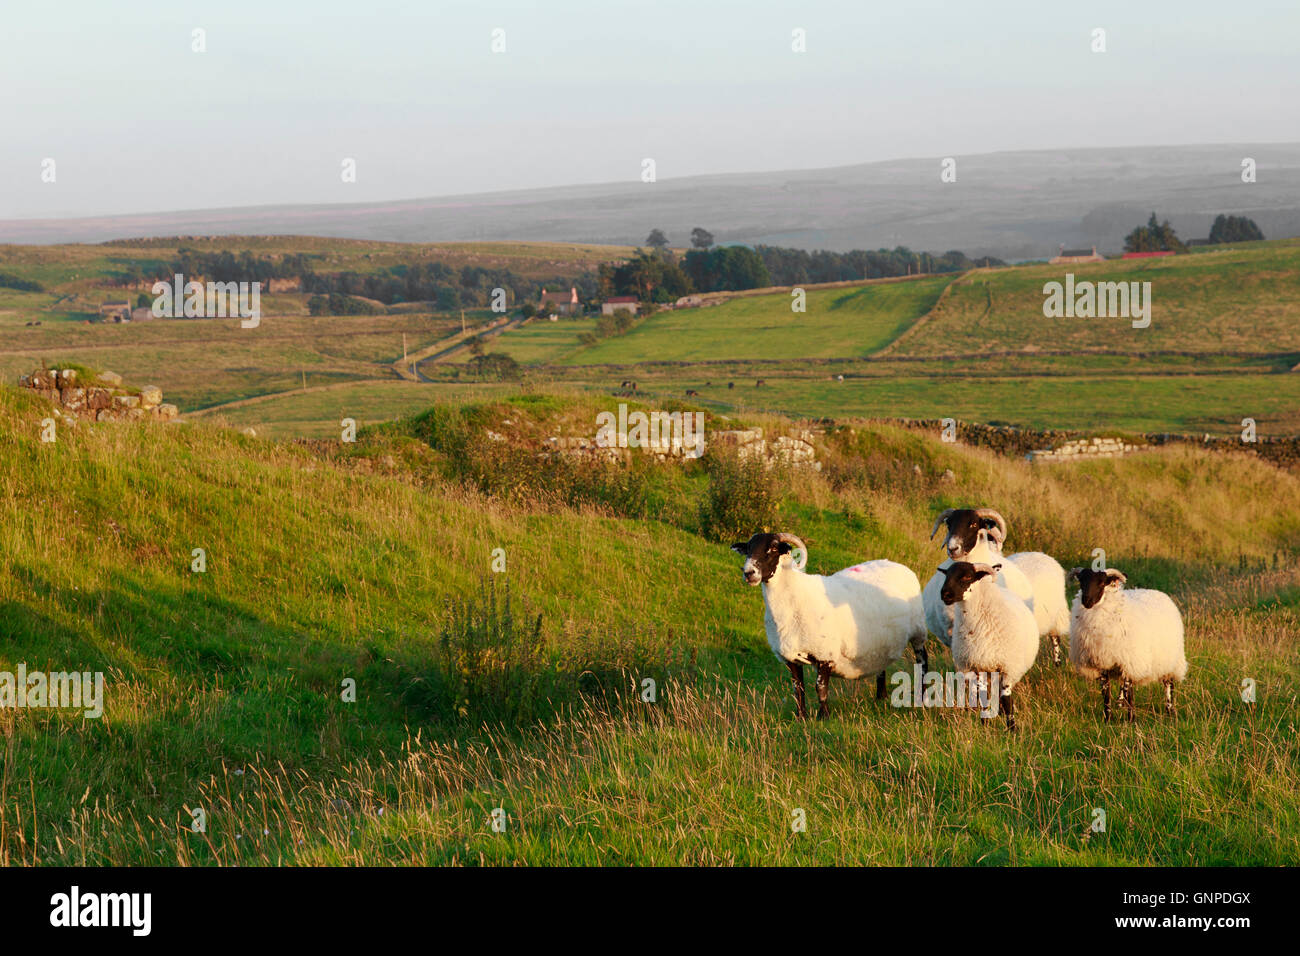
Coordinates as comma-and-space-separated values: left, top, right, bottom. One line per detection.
698, 447, 784, 542
404, 580, 691, 726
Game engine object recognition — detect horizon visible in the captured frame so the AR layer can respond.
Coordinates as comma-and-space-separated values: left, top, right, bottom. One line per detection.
2, 139, 1297, 228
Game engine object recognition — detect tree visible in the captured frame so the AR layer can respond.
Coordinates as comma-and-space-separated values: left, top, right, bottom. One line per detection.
1124, 212, 1185, 253
645, 228, 668, 251
599, 250, 693, 303
1208, 214, 1264, 244
682, 246, 771, 293
690, 227, 715, 250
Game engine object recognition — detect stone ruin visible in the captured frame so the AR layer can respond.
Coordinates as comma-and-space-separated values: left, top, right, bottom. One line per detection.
17, 368, 180, 424
542, 425, 820, 469
1026, 436, 1139, 463
710, 427, 820, 470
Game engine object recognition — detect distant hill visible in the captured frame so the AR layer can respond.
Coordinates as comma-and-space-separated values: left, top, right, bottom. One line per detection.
3, 144, 1297, 259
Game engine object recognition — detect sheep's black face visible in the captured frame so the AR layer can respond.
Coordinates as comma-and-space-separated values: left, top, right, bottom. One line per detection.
942, 510, 1000, 559
939, 561, 993, 605
731, 532, 791, 586
1073, 568, 1126, 608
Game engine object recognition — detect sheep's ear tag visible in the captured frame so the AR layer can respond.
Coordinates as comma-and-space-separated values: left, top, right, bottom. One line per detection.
791, 548, 807, 571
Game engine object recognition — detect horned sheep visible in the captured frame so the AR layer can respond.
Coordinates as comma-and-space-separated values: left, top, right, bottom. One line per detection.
731, 532, 928, 719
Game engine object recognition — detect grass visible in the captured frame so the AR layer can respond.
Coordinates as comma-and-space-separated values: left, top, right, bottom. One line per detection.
543, 276, 950, 364
613, 369, 1300, 435
7, 238, 1300, 438
0, 383, 1296, 865
889, 244, 1300, 356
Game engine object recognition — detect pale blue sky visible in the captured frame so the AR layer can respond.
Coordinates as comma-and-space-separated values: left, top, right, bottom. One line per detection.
2, 0, 1297, 219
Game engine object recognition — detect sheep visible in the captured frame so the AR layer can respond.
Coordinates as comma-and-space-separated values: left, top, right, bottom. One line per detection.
939, 561, 1039, 730
924, 507, 1071, 665
922, 508, 1034, 647
1002, 551, 1071, 666
1068, 568, 1188, 722
731, 531, 928, 719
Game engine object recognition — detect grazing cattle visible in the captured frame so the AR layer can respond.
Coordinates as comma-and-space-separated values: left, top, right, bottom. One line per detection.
685, 389, 699, 397
728, 382, 735, 389
755, 379, 766, 387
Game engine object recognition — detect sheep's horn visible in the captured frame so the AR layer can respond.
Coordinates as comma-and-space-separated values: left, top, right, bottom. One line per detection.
1107, 569, 1128, 584
974, 508, 1008, 544
971, 563, 998, 575
929, 508, 955, 541
774, 532, 808, 571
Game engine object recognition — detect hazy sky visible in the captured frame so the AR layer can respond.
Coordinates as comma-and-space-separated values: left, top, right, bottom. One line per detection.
2, 0, 1297, 219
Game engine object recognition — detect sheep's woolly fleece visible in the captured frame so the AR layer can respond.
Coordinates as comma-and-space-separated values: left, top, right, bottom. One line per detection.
763, 556, 926, 680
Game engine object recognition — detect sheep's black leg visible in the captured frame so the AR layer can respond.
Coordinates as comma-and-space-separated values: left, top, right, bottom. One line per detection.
1163, 678, 1175, 716
1099, 674, 1111, 722
875, 671, 887, 701
1051, 634, 1061, 667
786, 660, 808, 719
1122, 676, 1135, 722
1003, 686, 1017, 732
815, 660, 833, 720
915, 640, 930, 677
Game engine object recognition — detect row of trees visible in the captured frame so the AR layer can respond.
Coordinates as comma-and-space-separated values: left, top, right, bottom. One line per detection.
120, 248, 601, 312
1124, 212, 1264, 252
615, 227, 1003, 300
598, 244, 773, 302
756, 246, 1000, 285
1208, 214, 1265, 244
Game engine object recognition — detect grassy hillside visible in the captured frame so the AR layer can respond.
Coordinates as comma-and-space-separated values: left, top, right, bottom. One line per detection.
886, 242, 1300, 357
551, 276, 949, 364
1, 385, 1296, 865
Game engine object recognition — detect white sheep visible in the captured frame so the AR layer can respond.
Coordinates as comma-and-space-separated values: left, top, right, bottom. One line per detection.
923, 510, 1034, 647
925, 507, 1070, 664
731, 531, 928, 719
1068, 567, 1188, 722
939, 561, 1039, 730
1002, 551, 1072, 666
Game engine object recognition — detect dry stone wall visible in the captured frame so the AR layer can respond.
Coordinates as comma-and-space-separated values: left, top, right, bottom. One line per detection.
17, 368, 179, 424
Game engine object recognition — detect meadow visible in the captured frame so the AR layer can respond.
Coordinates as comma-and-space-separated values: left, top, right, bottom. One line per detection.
2, 236, 1298, 866
0, 384, 1296, 865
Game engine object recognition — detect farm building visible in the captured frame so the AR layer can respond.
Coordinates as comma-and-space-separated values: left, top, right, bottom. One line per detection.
601, 295, 639, 316
1049, 245, 1105, 264
538, 286, 580, 316
98, 301, 132, 322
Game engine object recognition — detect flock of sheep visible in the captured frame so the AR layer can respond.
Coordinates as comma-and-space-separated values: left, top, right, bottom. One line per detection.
730, 507, 1189, 730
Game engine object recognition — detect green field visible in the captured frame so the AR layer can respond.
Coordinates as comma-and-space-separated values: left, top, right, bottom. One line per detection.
556, 276, 948, 364
886, 241, 1300, 357
586, 368, 1300, 435
1, 384, 1296, 865
5, 236, 1300, 438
